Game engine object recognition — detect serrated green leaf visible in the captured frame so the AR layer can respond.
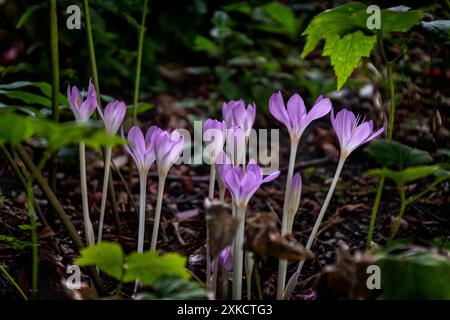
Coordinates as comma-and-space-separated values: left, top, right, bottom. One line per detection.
366, 139, 432, 169
301, 2, 366, 58
323, 31, 376, 90
75, 242, 124, 280
124, 251, 190, 285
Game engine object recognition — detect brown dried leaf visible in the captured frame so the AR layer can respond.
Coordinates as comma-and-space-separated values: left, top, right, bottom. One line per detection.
205, 199, 237, 257
245, 213, 314, 261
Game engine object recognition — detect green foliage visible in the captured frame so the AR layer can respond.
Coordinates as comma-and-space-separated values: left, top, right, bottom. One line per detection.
301, 2, 423, 90
366, 139, 432, 169
123, 251, 190, 285
374, 245, 450, 299
322, 31, 377, 90
75, 242, 190, 286
76, 242, 124, 280
135, 277, 206, 300
421, 20, 450, 38
0, 114, 124, 150
0, 235, 34, 250
367, 165, 440, 186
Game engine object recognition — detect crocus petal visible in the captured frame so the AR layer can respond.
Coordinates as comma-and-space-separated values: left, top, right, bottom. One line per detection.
300, 96, 332, 133
262, 170, 280, 183
286, 93, 306, 129
269, 91, 290, 128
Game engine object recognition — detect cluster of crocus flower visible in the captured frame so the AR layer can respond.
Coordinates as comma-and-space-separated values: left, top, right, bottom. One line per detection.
204, 100, 280, 300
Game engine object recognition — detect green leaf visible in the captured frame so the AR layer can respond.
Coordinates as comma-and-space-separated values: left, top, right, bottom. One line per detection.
75, 242, 124, 280
301, 2, 367, 58
378, 8, 423, 37
126, 102, 154, 115
16, 3, 45, 29
0, 114, 35, 145
135, 277, 206, 300
367, 166, 440, 185
0, 235, 34, 250
0, 90, 52, 108
322, 31, 376, 90
421, 20, 450, 38
366, 139, 432, 169
375, 246, 450, 299
194, 36, 219, 53
260, 2, 296, 36
124, 251, 190, 285
437, 148, 450, 159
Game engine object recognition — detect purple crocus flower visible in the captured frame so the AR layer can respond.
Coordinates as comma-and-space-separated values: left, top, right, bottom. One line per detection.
122, 125, 157, 176
203, 119, 227, 164
155, 129, 184, 176
331, 108, 384, 159
222, 99, 256, 136
219, 246, 233, 272
225, 126, 246, 165
269, 91, 331, 141
67, 79, 98, 122
218, 159, 280, 208
97, 100, 126, 135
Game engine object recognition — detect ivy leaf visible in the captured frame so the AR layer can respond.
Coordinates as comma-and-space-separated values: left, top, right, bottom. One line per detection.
366, 139, 432, 169
323, 31, 376, 90
75, 242, 124, 280
124, 251, 190, 285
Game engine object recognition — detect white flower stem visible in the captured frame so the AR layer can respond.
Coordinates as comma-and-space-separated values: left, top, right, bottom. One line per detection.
217, 171, 225, 203
208, 164, 215, 199
277, 139, 299, 299
97, 146, 112, 243
284, 156, 346, 299
151, 173, 166, 251
79, 142, 94, 246
211, 258, 219, 298
232, 205, 246, 300
245, 252, 254, 300
137, 173, 147, 253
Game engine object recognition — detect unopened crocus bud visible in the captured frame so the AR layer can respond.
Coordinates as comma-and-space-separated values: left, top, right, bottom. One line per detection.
219, 246, 233, 272
155, 129, 184, 177
97, 100, 126, 135
222, 99, 256, 137
67, 79, 98, 122
286, 172, 302, 216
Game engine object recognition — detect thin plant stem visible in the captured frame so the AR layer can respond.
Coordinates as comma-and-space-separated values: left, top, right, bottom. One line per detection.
15, 145, 105, 295
110, 160, 139, 213
83, 0, 100, 97
389, 187, 406, 241
284, 156, 346, 299
137, 173, 148, 253
0, 264, 28, 300
206, 164, 215, 291
232, 205, 246, 300
97, 146, 112, 243
367, 175, 385, 248
132, 0, 149, 123
253, 259, 263, 300
208, 164, 216, 199
368, 38, 396, 248
49, 0, 59, 191
211, 258, 219, 298
108, 173, 122, 235
79, 142, 94, 246
151, 174, 167, 251
245, 252, 254, 300
277, 138, 299, 299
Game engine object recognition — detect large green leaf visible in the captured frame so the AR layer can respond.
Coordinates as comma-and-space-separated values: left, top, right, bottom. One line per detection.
124, 251, 190, 285
0, 114, 35, 145
375, 246, 450, 299
366, 139, 432, 169
75, 242, 124, 280
135, 277, 206, 300
301, 2, 366, 58
367, 166, 440, 185
323, 31, 376, 90
0, 90, 51, 108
